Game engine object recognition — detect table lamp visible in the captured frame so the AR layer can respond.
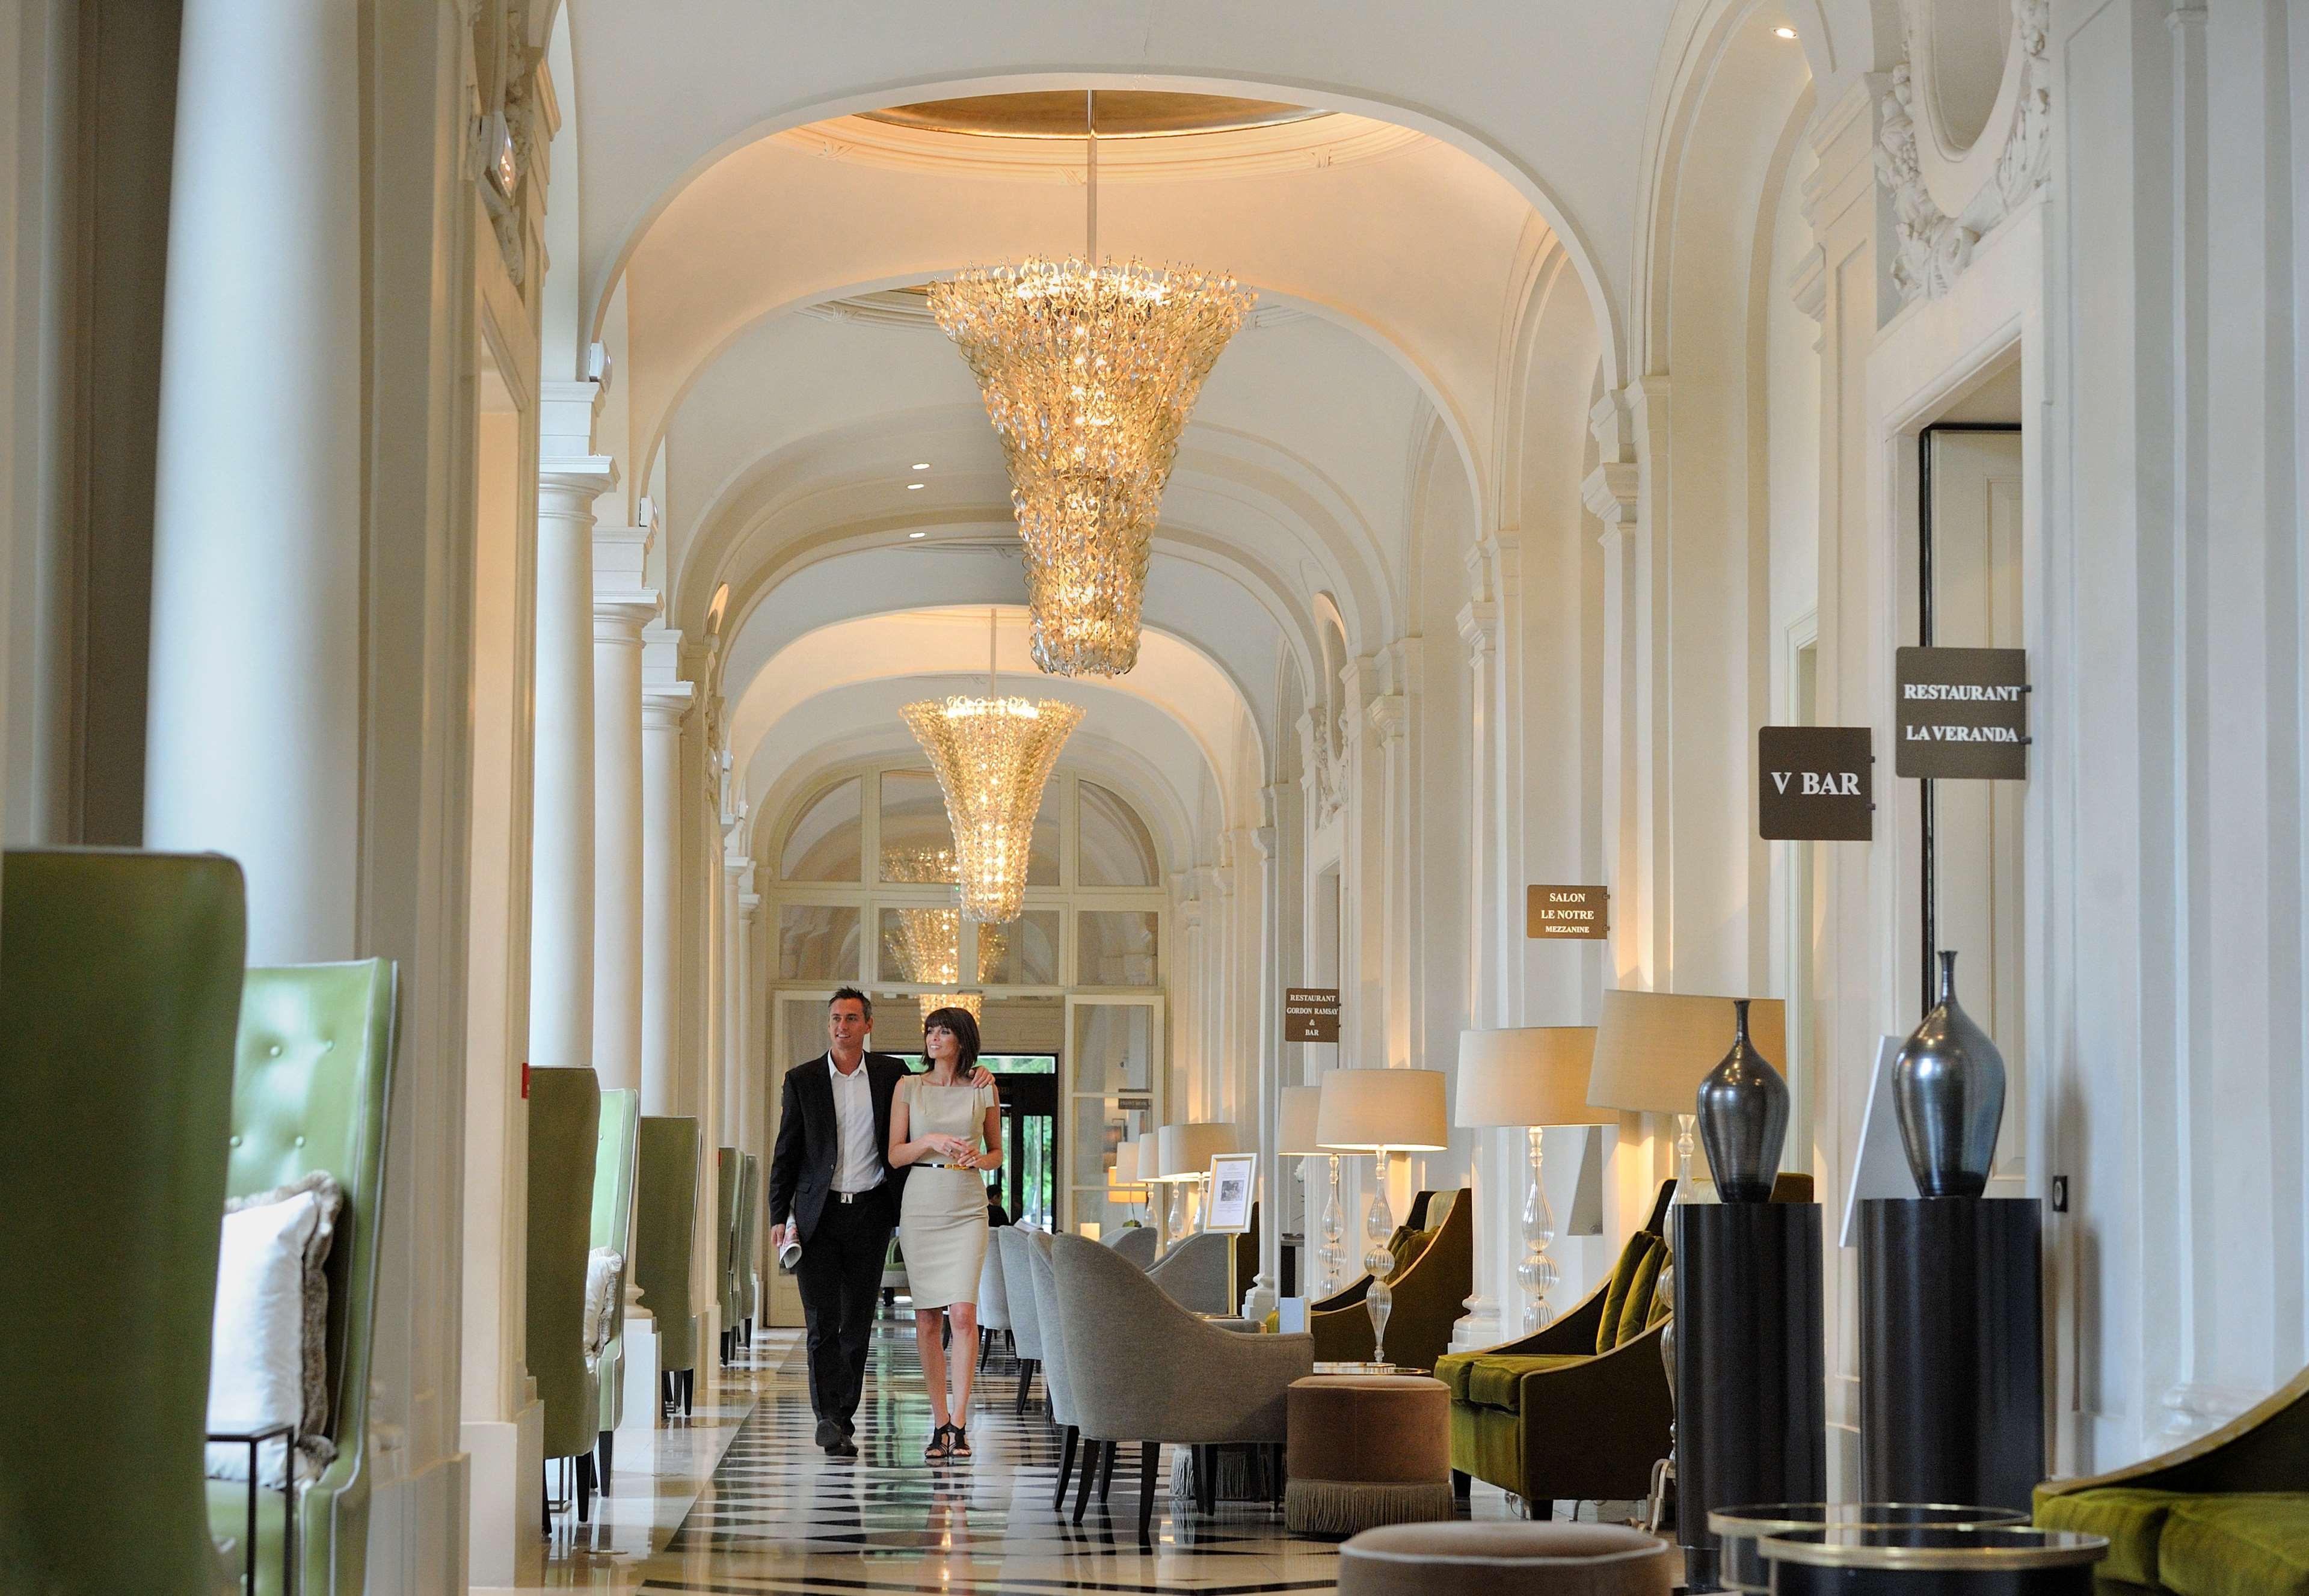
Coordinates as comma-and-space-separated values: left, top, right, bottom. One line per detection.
1110, 1137, 1148, 1226
1587, 990, 1785, 1210
1456, 1027, 1616, 1323
1276, 1084, 1335, 1294
1316, 1068, 1448, 1365
1157, 1120, 1240, 1233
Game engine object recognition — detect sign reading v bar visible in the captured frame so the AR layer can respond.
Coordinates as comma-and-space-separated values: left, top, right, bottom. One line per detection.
1759, 725, 1874, 841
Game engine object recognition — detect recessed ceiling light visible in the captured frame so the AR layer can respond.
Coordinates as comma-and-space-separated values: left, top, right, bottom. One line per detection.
912, 462, 932, 470
908, 531, 927, 539
1773, 25, 1797, 37
906, 482, 926, 491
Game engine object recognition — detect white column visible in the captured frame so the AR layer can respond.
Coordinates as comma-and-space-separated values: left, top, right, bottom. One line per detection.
639, 630, 694, 1117
592, 528, 654, 1096
145, 0, 360, 961
736, 885, 761, 1154
529, 453, 612, 1069
721, 847, 746, 1139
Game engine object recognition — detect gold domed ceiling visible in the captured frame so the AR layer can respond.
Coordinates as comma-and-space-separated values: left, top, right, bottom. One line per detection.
861, 91, 1323, 140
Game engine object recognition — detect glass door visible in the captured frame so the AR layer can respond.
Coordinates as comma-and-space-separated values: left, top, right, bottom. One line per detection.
1063, 994, 1163, 1237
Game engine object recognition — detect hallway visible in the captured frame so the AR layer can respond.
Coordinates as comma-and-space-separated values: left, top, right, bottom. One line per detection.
538, 1318, 1478, 1594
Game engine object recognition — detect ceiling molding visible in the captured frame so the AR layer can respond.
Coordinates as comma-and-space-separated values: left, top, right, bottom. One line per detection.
778, 109, 1423, 185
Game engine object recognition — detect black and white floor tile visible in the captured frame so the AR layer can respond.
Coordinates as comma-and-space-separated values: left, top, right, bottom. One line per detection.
522, 1310, 1520, 1594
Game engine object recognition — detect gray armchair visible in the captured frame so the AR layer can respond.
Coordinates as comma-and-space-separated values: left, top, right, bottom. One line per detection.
1146, 1230, 1234, 1314
1023, 1232, 1092, 1514
992, 1227, 1044, 1413
1106, 1226, 1159, 1268
1050, 1232, 1315, 1547
976, 1226, 1012, 1372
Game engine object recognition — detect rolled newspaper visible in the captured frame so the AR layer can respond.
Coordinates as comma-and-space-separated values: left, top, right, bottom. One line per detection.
778, 1230, 803, 1271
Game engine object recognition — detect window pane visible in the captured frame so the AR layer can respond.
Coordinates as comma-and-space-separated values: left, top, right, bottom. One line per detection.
976, 910, 1060, 984
1070, 1093, 1152, 1189
781, 776, 862, 882
776, 905, 860, 981
1028, 784, 1060, 886
879, 906, 959, 987
1071, 1001, 1156, 1094
878, 770, 958, 883
1078, 910, 1160, 987
1079, 781, 1159, 886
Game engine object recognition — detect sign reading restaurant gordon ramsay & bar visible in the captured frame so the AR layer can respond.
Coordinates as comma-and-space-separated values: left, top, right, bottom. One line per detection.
1284, 987, 1340, 1043
1758, 726, 1874, 841
1527, 885, 1609, 940
1895, 646, 2030, 780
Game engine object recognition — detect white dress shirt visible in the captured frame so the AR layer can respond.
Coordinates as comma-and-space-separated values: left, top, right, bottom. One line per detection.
828, 1054, 883, 1194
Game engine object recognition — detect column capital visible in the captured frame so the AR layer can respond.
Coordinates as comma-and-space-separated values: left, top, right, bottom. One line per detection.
1457, 600, 1499, 667
539, 453, 618, 505
640, 681, 693, 731
737, 890, 761, 916
592, 591, 659, 642
1367, 692, 1407, 747
540, 379, 606, 459
1582, 462, 1641, 541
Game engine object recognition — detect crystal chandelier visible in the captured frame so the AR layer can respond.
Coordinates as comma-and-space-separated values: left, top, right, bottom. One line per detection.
930, 91, 1252, 677
918, 990, 985, 1024
902, 611, 1083, 923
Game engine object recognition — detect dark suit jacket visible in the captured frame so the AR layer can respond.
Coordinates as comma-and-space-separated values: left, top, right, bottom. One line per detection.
768, 1051, 911, 1244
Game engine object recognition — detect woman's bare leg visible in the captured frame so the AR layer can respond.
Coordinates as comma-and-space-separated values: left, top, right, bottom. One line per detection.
914, 1307, 951, 1428
947, 1302, 980, 1416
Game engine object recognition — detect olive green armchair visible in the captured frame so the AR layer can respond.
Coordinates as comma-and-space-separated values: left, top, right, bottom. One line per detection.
2037, 1363, 2309, 1592
715, 1145, 740, 1365
1, 848, 247, 1596
591, 1088, 638, 1488
214, 958, 399, 1596
527, 1068, 601, 1520
1300, 1188, 1471, 1371
636, 1116, 701, 1416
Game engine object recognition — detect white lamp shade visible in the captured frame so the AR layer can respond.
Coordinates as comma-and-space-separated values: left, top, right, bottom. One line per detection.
1587, 990, 1786, 1116
1155, 1120, 1240, 1182
1316, 1068, 1449, 1151
1111, 1139, 1139, 1183
1276, 1084, 1326, 1156
1455, 1027, 1616, 1128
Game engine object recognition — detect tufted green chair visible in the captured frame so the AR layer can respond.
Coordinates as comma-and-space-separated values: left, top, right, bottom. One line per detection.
526, 1067, 601, 1519
714, 1145, 740, 1364
1298, 1189, 1471, 1371
213, 959, 398, 1596
636, 1116, 701, 1415
736, 1153, 760, 1343
1, 848, 247, 1596
591, 1089, 639, 1488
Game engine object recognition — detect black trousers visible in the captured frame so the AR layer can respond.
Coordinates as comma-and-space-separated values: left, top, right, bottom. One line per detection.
795, 1196, 894, 1427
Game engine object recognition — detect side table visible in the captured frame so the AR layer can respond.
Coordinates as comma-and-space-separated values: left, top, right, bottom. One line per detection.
207, 1420, 297, 1596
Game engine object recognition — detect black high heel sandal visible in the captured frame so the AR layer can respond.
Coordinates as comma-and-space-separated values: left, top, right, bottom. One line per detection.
925, 1425, 954, 1463
948, 1422, 972, 1459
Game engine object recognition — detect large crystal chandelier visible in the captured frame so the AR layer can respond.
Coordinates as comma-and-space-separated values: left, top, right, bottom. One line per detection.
903, 611, 1083, 923
930, 91, 1252, 678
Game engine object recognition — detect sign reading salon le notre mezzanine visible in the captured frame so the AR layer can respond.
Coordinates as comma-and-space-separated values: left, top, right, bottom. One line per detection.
1895, 646, 2030, 780
1527, 885, 1609, 940
1758, 726, 1874, 841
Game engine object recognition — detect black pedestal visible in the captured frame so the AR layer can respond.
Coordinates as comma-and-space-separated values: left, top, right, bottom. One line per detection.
1674, 1201, 1827, 1591
1859, 1197, 2043, 1512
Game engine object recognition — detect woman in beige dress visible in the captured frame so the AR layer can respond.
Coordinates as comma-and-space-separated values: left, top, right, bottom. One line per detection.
889, 1005, 1002, 1461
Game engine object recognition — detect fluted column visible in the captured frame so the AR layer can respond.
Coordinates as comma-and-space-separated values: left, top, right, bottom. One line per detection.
145, 0, 360, 960
638, 629, 693, 1117
529, 453, 612, 1070
592, 527, 655, 1095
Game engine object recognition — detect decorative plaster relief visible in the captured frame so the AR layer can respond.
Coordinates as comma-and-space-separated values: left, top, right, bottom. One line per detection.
1875, 0, 2050, 304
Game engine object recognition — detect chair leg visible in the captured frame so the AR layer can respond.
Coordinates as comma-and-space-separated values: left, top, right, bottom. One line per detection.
1072, 1437, 1097, 1523
1052, 1425, 1078, 1512
1138, 1441, 1160, 1548
1451, 1467, 1470, 1505
1099, 1439, 1117, 1505
598, 1429, 614, 1496
1528, 1495, 1553, 1521
1193, 1445, 1216, 1517
1271, 1443, 1286, 1507
977, 1327, 991, 1372
576, 1452, 594, 1524
1015, 1360, 1035, 1414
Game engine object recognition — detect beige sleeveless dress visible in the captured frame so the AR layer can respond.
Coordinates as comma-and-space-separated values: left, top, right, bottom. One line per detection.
896, 1075, 995, 1310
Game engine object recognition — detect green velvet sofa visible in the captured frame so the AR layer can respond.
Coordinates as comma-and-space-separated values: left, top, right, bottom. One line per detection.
527, 1067, 601, 1519
1299, 1188, 1470, 1372
214, 958, 399, 1596
592, 1089, 639, 1487
1435, 1180, 1679, 1516
2036, 1363, 2309, 1594
1, 848, 247, 1596
636, 1116, 702, 1416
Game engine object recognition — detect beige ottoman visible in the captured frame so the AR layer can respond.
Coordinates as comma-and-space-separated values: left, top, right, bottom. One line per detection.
1337, 1522, 1677, 1596
1284, 1375, 1454, 1536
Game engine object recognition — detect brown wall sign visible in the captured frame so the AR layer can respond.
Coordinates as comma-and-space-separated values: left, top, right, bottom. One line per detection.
1284, 987, 1341, 1043
1527, 885, 1609, 939
1895, 646, 2029, 779
1759, 726, 1874, 840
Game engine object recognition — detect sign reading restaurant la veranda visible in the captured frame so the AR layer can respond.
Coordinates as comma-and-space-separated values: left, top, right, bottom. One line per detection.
1895, 646, 2029, 780
1758, 726, 1874, 841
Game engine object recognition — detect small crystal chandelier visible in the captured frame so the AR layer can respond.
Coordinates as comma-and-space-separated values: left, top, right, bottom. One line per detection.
918, 990, 985, 1024
902, 610, 1083, 923
930, 91, 1252, 678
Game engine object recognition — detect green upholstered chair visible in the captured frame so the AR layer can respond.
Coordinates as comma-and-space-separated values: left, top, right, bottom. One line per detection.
636, 1116, 701, 1416
591, 1088, 639, 1487
0, 847, 247, 1596
2036, 1363, 2309, 1592
736, 1153, 760, 1343
714, 1145, 740, 1364
1301, 1189, 1471, 1372
214, 958, 399, 1596
526, 1067, 601, 1520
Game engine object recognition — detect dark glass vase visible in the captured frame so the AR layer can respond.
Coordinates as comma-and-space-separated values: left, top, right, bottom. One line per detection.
1893, 950, 2007, 1198
1695, 998, 1789, 1203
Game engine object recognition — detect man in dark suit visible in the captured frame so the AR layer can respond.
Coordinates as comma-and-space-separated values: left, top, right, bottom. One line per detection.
767, 987, 991, 1456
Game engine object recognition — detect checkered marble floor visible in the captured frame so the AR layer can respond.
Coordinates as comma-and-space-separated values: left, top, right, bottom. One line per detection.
524, 1310, 1523, 1594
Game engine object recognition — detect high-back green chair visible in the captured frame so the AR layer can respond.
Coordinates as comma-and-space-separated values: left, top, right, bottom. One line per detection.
736, 1153, 760, 1343
591, 1088, 639, 1488
635, 1116, 701, 1416
0, 848, 247, 1596
526, 1067, 601, 1519
216, 958, 398, 1596
714, 1145, 740, 1365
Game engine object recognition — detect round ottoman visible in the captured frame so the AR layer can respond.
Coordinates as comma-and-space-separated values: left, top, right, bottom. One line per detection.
1284, 1375, 1453, 1536
1337, 1522, 1677, 1596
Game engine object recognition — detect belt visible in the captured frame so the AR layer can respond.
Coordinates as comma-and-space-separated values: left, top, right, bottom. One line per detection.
832, 1187, 881, 1204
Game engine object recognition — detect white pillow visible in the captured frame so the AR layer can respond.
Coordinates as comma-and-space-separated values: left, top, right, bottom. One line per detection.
206, 1174, 342, 1488
583, 1247, 624, 1366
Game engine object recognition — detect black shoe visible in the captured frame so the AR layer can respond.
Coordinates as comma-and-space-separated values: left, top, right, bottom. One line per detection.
828, 1434, 859, 1459
816, 1419, 844, 1450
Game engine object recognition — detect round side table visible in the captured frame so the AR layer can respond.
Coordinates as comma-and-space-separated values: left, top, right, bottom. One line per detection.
1760, 1526, 2108, 1595
1708, 1504, 2029, 1593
